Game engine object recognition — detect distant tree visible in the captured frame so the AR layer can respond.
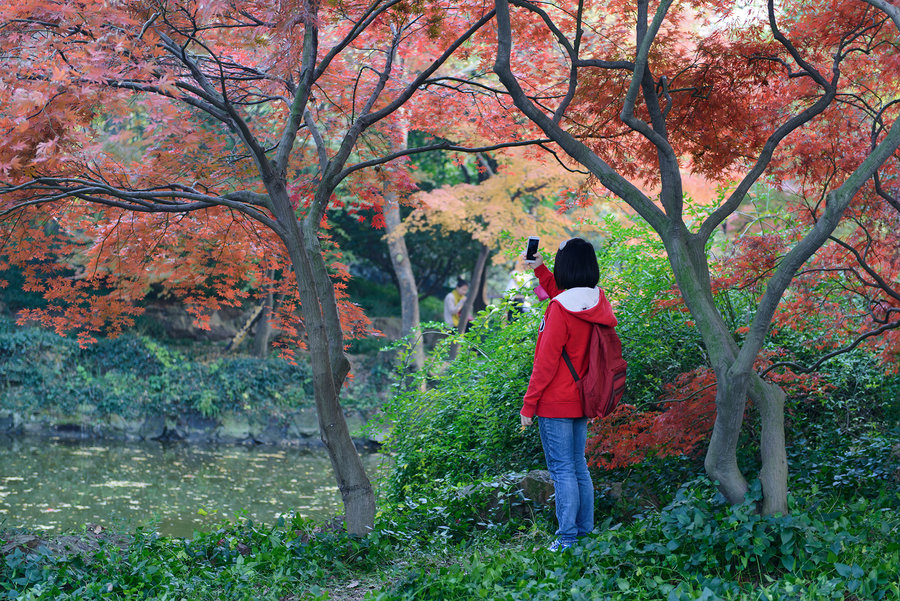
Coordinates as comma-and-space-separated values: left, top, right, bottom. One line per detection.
332, 206, 481, 299
406, 148, 583, 333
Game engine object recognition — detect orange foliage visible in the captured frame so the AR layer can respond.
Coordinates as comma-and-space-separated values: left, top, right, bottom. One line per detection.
405, 149, 583, 259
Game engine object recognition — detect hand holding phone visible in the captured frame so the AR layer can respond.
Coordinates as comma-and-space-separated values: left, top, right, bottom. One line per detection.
525, 236, 540, 262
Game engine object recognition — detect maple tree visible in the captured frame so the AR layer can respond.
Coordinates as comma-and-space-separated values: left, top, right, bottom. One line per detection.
763, 149, 900, 373
0, 0, 532, 534
492, 0, 900, 513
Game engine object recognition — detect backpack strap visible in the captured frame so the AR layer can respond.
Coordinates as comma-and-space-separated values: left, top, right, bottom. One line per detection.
561, 348, 579, 383
552, 298, 582, 384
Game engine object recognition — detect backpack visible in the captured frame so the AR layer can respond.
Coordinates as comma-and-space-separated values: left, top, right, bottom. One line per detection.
561, 322, 627, 419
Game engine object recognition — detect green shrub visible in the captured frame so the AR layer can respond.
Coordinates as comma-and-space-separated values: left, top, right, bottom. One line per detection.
594, 216, 711, 408
0, 319, 314, 419
0, 515, 397, 601
3, 473, 898, 600
379, 309, 545, 501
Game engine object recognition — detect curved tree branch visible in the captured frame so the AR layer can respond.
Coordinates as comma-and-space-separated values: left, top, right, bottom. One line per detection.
493, 0, 667, 234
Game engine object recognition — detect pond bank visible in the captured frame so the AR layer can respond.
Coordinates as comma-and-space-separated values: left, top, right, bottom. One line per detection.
0, 407, 384, 451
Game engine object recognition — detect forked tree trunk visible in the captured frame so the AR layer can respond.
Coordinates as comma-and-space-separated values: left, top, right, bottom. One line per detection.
664, 231, 783, 510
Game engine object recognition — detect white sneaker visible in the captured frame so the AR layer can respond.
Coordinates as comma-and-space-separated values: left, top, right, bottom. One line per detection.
548, 539, 573, 552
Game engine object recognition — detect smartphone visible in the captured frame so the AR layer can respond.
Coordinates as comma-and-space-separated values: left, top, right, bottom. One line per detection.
525, 236, 540, 261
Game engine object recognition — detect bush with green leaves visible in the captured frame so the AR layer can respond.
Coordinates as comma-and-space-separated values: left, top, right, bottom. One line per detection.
1, 514, 400, 601
592, 216, 711, 407
3, 444, 898, 601
378, 309, 546, 501
0, 319, 314, 419
378, 219, 724, 503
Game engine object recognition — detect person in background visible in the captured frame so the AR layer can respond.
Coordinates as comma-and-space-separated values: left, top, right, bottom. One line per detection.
519, 238, 618, 551
443, 278, 469, 328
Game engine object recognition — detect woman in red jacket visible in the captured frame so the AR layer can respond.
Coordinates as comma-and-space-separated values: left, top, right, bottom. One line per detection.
520, 238, 618, 551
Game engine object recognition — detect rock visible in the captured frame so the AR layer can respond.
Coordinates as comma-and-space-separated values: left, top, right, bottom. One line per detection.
0, 406, 385, 447
353, 438, 382, 453
599, 481, 624, 502
1, 528, 131, 560
52, 422, 89, 439
155, 421, 185, 442
102, 414, 142, 440
142, 303, 249, 342
518, 470, 556, 506
217, 415, 252, 443
21, 413, 47, 436
254, 417, 288, 445
288, 407, 319, 439
0, 412, 18, 434
176, 413, 219, 443
454, 472, 556, 527
1, 535, 43, 555
139, 415, 166, 440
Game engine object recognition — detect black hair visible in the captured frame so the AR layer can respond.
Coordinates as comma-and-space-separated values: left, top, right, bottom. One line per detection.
456, 278, 469, 288
553, 238, 599, 290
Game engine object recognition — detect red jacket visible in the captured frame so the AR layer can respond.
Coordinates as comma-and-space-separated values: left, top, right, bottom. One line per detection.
520, 264, 618, 419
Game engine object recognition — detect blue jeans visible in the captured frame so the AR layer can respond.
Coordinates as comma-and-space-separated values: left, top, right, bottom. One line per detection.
538, 417, 594, 542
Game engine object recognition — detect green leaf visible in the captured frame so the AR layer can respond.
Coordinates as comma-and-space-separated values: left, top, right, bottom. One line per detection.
835, 562, 852, 577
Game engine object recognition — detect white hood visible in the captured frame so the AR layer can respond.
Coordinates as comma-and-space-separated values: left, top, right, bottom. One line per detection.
554, 287, 600, 312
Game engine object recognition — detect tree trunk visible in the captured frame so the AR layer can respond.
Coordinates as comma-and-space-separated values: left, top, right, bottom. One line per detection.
301, 234, 375, 536
270, 184, 375, 536
704, 367, 751, 504
751, 376, 788, 515
457, 242, 490, 335
665, 232, 790, 513
383, 188, 424, 371
252, 273, 275, 358
663, 231, 762, 507
448, 242, 489, 361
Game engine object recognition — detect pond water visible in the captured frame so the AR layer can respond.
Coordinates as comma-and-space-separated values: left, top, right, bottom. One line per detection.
0, 437, 386, 539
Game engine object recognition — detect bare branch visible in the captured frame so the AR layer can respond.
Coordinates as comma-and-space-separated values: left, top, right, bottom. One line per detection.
338, 138, 554, 180
305, 108, 329, 173
0, 179, 281, 235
